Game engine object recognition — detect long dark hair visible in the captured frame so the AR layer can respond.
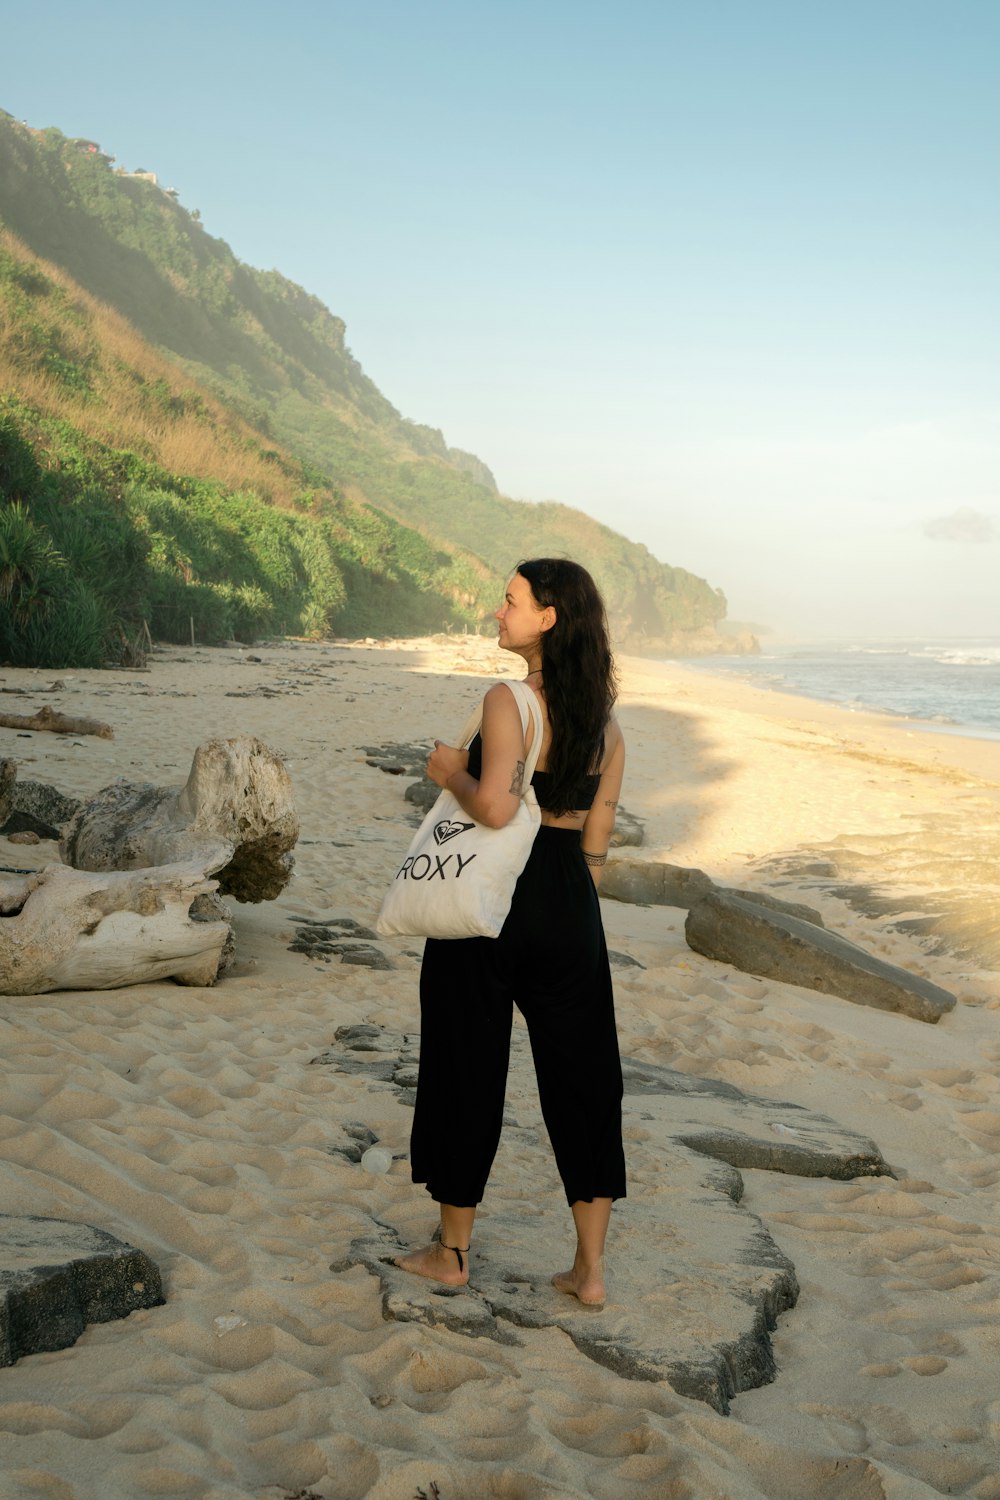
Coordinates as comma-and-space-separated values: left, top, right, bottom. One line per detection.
516, 558, 617, 816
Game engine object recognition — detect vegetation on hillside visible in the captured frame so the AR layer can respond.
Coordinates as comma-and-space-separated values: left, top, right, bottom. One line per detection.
0, 232, 491, 667
0, 113, 727, 648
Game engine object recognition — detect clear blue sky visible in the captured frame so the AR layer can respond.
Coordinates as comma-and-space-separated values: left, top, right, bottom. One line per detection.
4, 0, 998, 636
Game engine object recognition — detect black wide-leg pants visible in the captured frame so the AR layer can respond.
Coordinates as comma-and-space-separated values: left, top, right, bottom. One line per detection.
409, 826, 626, 1208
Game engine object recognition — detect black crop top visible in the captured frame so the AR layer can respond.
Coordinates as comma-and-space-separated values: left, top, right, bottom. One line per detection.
465, 732, 601, 812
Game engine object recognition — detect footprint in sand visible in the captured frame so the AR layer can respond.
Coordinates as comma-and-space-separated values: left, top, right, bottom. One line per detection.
162, 1085, 223, 1119
924, 1067, 976, 1088
901, 1356, 949, 1375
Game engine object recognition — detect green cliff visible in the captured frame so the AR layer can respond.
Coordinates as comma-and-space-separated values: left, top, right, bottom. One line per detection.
0, 113, 732, 657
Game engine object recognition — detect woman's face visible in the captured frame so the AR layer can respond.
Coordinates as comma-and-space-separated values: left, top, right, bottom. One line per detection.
495, 572, 553, 656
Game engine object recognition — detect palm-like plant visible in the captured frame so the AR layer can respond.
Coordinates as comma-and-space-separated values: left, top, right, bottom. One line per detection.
0, 502, 66, 629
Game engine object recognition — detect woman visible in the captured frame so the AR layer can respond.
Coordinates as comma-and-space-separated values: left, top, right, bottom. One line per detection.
396, 558, 626, 1308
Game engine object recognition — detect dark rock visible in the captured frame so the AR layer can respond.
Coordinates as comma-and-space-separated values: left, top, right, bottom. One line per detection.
599, 860, 651, 906
602, 859, 714, 908
291, 916, 376, 939
363, 743, 432, 779
0, 1215, 165, 1366
336, 1023, 391, 1050
11, 780, 81, 831
340, 948, 394, 970
602, 859, 824, 926
608, 950, 645, 969
288, 918, 391, 968
328, 1122, 379, 1162
620, 1058, 890, 1179
2, 811, 60, 840
404, 780, 438, 812
685, 890, 956, 1024
722, 887, 825, 926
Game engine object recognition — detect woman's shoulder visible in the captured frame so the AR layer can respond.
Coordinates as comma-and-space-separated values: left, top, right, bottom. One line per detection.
482, 680, 525, 714
481, 679, 539, 732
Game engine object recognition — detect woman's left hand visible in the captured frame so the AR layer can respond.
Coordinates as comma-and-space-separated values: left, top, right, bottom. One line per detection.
427, 741, 469, 789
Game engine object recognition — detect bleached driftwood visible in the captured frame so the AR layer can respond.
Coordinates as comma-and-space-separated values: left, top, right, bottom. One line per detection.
61, 736, 298, 902
0, 860, 231, 994
0, 706, 113, 739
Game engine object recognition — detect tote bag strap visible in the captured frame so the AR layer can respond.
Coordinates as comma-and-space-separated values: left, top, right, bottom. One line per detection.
454, 679, 544, 786
504, 679, 544, 783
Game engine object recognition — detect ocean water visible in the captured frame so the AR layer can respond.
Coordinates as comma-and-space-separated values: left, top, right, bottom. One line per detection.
683, 638, 1000, 740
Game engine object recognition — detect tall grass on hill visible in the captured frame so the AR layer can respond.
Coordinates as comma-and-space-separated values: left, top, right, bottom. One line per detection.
0, 226, 498, 667
0, 228, 320, 506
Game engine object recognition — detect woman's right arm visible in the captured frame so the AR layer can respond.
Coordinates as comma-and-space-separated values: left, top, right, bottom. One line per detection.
579, 721, 625, 888
426, 683, 530, 829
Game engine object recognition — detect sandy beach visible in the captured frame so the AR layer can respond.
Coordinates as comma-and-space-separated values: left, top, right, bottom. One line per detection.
2, 635, 999, 1500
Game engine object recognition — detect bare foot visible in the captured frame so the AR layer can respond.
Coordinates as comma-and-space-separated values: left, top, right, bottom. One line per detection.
394, 1241, 470, 1286
552, 1261, 605, 1309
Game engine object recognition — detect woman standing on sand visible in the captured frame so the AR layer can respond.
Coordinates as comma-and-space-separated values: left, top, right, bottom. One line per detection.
395, 558, 626, 1309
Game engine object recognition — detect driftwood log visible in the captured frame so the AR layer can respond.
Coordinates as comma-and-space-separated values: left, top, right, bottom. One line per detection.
0, 737, 295, 993
0, 705, 113, 739
61, 736, 298, 902
0, 859, 231, 993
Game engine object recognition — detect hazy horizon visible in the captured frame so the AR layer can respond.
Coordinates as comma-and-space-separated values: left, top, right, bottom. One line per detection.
4, 1, 998, 639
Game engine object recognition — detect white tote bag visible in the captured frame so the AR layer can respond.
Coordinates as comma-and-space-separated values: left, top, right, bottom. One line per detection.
375, 679, 544, 939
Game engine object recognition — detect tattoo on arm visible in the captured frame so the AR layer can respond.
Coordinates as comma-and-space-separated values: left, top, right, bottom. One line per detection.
604, 798, 618, 809
582, 849, 607, 867
509, 760, 525, 796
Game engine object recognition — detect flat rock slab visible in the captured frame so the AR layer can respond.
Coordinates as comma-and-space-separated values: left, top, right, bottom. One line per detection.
321, 1025, 892, 1412
686, 890, 957, 1024
0, 1215, 165, 1366
334, 1145, 798, 1414
621, 1059, 889, 1180
289, 916, 394, 970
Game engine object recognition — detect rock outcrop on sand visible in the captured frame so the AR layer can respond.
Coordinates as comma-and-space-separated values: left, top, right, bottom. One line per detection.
602, 857, 824, 923
685, 890, 957, 1024
600, 859, 956, 1023
2, 777, 81, 840
323, 1025, 891, 1414
0, 1215, 164, 1366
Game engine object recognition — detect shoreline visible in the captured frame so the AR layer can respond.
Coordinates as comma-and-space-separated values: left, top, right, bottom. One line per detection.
669, 644, 1000, 745
2, 635, 999, 1499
